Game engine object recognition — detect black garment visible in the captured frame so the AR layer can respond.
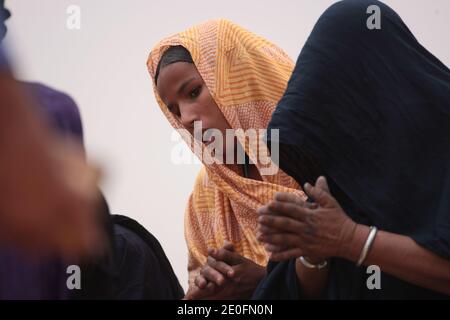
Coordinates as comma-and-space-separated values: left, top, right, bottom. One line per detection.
74, 196, 184, 300
111, 215, 184, 299
252, 260, 300, 300
256, 0, 450, 299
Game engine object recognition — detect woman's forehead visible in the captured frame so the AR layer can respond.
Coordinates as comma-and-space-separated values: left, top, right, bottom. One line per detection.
156, 63, 201, 96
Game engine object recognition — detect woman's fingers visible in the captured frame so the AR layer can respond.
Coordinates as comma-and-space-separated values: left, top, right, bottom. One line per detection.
207, 255, 235, 278
258, 232, 300, 247
263, 243, 286, 253
315, 176, 330, 194
194, 274, 208, 289
210, 246, 242, 266
274, 192, 317, 209
200, 264, 226, 286
185, 282, 216, 300
198, 282, 216, 300
304, 177, 335, 208
257, 203, 275, 216
258, 214, 305, 234
257, 224, 279, 235
268, 200, 313, 222
274, 192, 304, 204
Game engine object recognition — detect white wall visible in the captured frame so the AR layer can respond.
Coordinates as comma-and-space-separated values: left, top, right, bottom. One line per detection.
4, 0, 449, 290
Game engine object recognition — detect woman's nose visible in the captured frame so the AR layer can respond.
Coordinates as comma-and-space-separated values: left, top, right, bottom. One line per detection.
180, 105, 200, 130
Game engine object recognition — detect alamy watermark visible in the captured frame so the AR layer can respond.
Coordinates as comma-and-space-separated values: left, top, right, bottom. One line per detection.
64, 263, 381, 291
66, 5, 81, 30
367, 5, 381, 30
366, 265, 381, 290
66, 265, 81, 290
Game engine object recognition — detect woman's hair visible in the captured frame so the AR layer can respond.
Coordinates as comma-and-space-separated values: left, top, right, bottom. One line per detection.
154, 45, 193, 85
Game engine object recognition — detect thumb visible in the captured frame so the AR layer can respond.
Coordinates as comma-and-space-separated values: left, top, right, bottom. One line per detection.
304, 177, 334, 208
315, 176, 330, 194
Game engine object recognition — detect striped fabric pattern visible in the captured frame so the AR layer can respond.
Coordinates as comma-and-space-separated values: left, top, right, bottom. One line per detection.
147, 19, 305, 287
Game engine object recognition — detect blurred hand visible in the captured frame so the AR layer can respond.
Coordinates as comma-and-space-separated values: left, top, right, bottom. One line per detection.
0, 76, 105, 259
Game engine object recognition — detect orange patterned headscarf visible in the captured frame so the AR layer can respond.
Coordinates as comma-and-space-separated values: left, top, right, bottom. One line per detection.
147, 19, 305, 285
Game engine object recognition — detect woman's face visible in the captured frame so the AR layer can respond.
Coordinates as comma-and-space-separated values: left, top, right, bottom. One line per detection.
156, 62, 233, 157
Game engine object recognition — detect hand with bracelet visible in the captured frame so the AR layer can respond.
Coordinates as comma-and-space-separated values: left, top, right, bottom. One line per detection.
257, 176, 450, 296
257, 176, 358, 265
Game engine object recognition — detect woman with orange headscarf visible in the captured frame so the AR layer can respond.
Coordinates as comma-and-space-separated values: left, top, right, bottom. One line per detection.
147, 19, 303, 299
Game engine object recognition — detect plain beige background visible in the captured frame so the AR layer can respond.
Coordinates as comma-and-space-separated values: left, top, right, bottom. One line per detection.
3, 0, 449, 290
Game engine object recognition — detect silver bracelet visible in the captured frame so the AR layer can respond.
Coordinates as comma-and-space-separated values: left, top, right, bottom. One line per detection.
298, 256, 328, 269
356, 226, 378, 267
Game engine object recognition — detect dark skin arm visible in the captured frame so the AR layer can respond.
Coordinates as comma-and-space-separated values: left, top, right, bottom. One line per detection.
258, 176, 450, 296
184, 242, 266, 300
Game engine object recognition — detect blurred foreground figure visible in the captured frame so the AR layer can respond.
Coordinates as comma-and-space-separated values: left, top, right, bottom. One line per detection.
0, 2, 105, 299
0, 8, 102, 263
0, 1, 183, 299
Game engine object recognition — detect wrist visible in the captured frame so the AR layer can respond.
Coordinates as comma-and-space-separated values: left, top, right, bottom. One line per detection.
341, 223, 371, 262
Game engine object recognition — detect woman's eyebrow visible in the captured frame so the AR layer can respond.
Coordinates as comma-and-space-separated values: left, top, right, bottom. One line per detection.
177, 77, 197, 95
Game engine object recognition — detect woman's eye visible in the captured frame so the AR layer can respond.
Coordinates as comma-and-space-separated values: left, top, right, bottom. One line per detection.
189, 86, 201, 99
